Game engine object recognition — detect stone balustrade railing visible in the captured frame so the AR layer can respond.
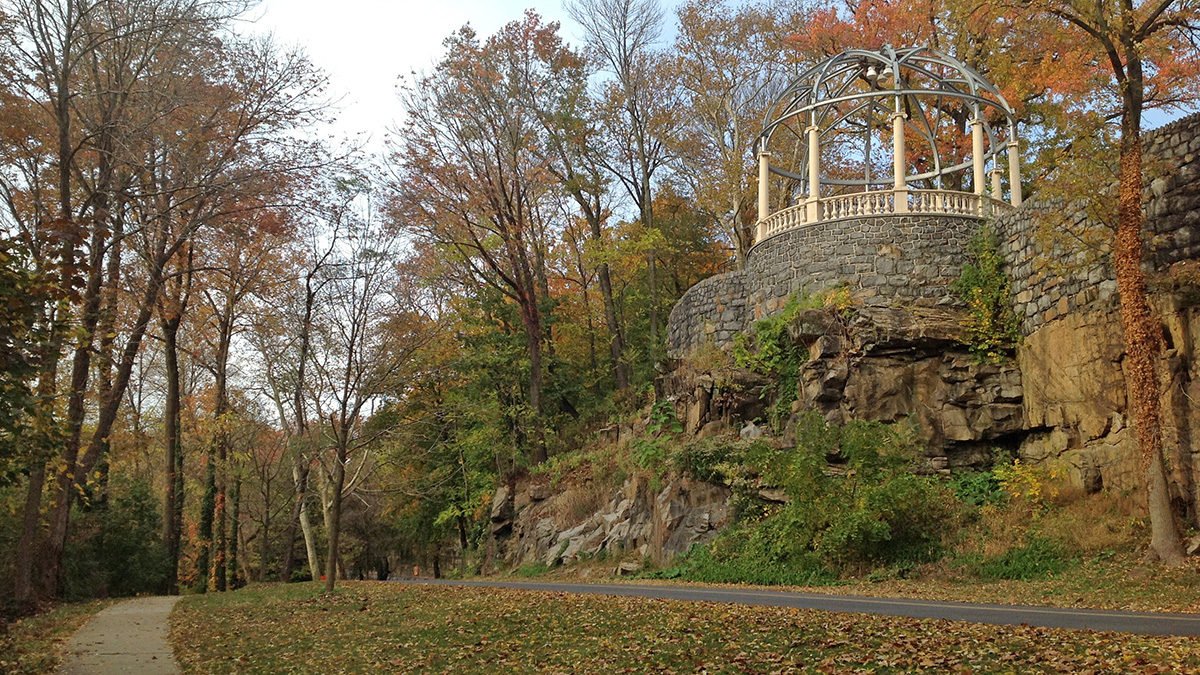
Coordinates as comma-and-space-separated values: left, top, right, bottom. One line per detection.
757, 189, 1014, 243
759, 202, 812, 238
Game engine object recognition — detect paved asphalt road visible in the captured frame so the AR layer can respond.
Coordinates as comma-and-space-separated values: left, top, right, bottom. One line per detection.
396, 579, 1200, 636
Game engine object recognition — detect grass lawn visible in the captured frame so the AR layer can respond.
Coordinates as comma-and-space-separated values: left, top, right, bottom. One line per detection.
0, 599, 113, 674
802, 553, 1200, 614
535, 550, 1200, 615
171, 581, 1200, 674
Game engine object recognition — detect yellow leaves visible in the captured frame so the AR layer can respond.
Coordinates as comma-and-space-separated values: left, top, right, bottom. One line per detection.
995, 458, 1066, 509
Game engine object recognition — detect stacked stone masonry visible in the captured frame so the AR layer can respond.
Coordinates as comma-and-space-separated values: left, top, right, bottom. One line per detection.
993, 203, 1119, 335
996, 111, 1200, 335
668, 111, 1200, 354
668, 214, 976, 357
666, 270, 751, 357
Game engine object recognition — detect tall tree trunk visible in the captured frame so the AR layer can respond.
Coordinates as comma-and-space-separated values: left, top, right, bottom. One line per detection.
589, 217, 628, 391
260, 497, 271, 582
162, 314, 183, 595
14, 309, 66, 608
520, 296, 547, 465
457, 515, 469, 574
230, 475, 241, 589
280, 462, 309, 582
324, 439, 348, 592
92, 216, 123, 508
1114, 75, 1185, 565
43, 217, 108, 597
161, 249, 190, 595
211, 312, 233, 591
647, 251, 659, 355
299, 487, 321, 581
214, 492, 227, 591
282, 271, 318, 581
13, 464, 46, 612
196, 449, 216, 592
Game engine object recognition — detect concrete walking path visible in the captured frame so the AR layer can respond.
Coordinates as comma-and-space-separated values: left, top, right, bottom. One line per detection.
399, 579, 1200, 636
57, 596, 181, 675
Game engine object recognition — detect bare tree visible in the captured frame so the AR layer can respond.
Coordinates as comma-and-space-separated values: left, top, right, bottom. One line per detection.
307, 190, 437, 592
567, 0, 675, 356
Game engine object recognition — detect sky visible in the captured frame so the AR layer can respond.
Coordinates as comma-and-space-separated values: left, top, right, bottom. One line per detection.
248, 0, 678, 148
247, 0, 1186, 148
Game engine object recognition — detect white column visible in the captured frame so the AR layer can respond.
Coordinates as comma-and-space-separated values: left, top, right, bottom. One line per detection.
757, 150, 770, 241
806, 124, 821, 222
1008, 136, 1022, 207
990, 167, 1003, 201
970, 113, 985, 216
891, 110, 907, 213
970, 116, 985, 195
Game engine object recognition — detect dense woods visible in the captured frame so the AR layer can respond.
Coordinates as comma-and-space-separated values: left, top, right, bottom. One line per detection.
1, 0, 1198, 615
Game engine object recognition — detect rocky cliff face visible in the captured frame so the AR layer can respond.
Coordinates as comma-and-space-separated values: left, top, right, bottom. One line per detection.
658, 305, 1026, 472
488, 291, 1198, 573
488, 473, 731, 572
1017, 295, 1199, 526
792, 306, 1024, 469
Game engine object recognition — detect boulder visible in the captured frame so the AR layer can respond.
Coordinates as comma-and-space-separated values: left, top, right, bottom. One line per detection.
615, 561, 642, 575
490, 485, 512, 522
740, 422, 764, 439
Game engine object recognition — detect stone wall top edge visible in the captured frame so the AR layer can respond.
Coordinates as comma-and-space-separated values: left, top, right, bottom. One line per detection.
673, 269, 753, 304
1145, 109, 1200, 138
747, 212, 985, 257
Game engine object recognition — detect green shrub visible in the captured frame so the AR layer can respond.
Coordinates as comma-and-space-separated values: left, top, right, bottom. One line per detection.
652, 543, 833, 587
732, 292, 827, 430
665, 414, 957, 584
671, 438, 749, 483
950, 470, 1005, 508
952, 225, 1021, 362
961, 533, 1071, 581
820, 472, 951, 568
515, 562, 550, 577
65, 475, 168, 600
632, 400, 682, 469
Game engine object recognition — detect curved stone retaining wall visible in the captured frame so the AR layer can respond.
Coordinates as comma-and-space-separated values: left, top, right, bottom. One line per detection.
666, 270, 751, 357
667, 214, 976, 357
746, 214, 975, 320
668, 111, 1200, 356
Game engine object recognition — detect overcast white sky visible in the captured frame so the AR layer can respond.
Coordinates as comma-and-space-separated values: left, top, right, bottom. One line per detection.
248, 0, 680, 147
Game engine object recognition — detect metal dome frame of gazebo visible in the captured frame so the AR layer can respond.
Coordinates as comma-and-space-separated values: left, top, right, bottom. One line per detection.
753, 45, 1022, 243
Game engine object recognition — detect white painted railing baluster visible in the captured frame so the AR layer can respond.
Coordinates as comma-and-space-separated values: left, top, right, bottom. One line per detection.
756, 189, 1013, 242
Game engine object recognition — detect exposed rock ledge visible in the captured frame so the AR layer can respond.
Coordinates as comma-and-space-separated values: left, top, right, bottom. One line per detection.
660, 305, 1026, 471
487, 474, 730, 572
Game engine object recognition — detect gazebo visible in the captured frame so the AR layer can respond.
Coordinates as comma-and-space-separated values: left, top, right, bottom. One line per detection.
754, 45, 1021, 243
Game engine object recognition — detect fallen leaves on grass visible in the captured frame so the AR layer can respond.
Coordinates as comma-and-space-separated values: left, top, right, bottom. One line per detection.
170, 582, 1200, 674
0, 599, 113, 675
801, 553, 1200, 615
